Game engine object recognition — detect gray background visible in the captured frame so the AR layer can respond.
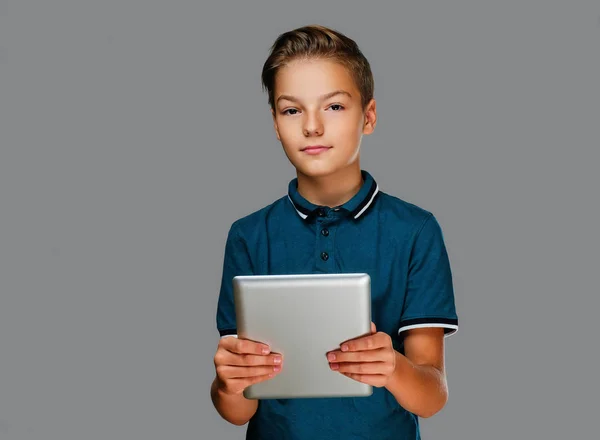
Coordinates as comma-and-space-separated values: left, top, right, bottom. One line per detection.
1, 1, 598, 439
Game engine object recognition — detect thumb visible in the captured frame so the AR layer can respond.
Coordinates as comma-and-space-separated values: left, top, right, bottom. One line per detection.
371, 321, 377, 334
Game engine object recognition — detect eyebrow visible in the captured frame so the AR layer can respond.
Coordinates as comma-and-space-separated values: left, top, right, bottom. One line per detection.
276, 90, 352, 105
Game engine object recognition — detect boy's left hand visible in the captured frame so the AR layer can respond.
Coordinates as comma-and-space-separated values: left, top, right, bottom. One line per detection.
326, 322, 396, 388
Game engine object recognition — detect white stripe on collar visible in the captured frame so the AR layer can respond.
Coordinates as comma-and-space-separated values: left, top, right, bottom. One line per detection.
287, 195, 308, 219
353, 184, 379, 219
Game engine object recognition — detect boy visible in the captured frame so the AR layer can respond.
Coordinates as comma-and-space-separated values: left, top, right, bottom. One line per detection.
211, 24, 458, 439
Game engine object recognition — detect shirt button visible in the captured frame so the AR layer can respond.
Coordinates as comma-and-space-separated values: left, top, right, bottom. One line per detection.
317, 208, 326, 217
321, 228, 329, 236
321, 252, 329, 261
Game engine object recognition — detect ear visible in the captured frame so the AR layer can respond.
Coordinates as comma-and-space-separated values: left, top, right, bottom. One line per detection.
271, 108, 281, 141
362, 98, 377, 135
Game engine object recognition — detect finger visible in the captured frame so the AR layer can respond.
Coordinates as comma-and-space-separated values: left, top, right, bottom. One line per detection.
371, 322, 376, 334
330, 361, 390, 375
217, 364, 282, 379
222, 351, 283, 367
221, 372, 280, 396
340, 332, 390, 352
327, 348, 388, 363
223, 337, 271, 356
341, 372, 388, 387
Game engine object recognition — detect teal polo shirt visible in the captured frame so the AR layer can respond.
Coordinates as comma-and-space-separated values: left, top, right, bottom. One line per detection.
216, 170, 458, 440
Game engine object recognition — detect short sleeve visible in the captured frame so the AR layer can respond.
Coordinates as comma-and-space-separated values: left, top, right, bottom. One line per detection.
216, 222, 254, 338
398, 213, 459, 338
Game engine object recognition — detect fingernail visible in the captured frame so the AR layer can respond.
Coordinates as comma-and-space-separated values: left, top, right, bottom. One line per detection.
262, 347, 270, 355
273, 366, 281, 372
330, 363, 339, 370
274, 356, 281, 364
327, 353, 336, 361
341, 344, 349, 352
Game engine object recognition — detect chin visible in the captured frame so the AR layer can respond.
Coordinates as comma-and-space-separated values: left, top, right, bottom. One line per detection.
294, 162, 344, 178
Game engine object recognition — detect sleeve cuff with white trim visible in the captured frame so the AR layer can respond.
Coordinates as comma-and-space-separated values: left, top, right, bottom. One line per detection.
219, 328, 238, 338
398, 317, 459, 338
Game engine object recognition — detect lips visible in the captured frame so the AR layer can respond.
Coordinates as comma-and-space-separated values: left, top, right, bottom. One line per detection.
302, 145, 332, 155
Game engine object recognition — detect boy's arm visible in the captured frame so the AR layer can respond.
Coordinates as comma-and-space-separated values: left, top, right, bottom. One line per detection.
328, 323, 448, 418
210, 335, 283, 426
210, 376, 258, 426
386, 213, 457, 416
384, 327, 448, 418
329, 214, 457, 416
213, 223, 264, 426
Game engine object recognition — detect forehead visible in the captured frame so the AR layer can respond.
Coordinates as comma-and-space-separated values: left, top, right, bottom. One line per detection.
274, 59, 359, 99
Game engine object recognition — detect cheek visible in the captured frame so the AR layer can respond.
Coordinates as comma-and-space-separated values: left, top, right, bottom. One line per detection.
277, 118, 299, 134
279, 127, 301, 145
333, 117, 363, 140
275, 121, 293, 141
277, 126, 303, 152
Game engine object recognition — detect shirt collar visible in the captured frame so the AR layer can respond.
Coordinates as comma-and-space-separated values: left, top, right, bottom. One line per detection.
287, 170, 379, 221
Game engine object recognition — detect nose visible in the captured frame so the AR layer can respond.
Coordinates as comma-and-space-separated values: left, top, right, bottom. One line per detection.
303, 112, 323, 137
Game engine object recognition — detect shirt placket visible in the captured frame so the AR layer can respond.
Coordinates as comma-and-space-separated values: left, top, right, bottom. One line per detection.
314, 207, 338, 273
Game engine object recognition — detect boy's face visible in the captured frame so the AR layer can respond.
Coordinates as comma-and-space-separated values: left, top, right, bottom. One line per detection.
271, 58, 376, 178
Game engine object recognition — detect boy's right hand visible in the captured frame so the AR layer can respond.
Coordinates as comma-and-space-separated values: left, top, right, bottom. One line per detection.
213, 337, 283, 396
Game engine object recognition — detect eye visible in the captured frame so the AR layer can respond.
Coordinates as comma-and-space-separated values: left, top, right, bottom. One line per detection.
328, 104, 344, 111
282, 108, 299, 115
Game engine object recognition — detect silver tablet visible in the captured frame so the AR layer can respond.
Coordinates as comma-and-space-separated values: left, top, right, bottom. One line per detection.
233, 273, 373, 400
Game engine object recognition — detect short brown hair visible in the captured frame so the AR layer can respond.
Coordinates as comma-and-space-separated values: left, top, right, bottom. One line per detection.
261, 24, 374, 112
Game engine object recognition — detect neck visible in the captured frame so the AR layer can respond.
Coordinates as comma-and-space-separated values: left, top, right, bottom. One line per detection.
296, 163, 363, 208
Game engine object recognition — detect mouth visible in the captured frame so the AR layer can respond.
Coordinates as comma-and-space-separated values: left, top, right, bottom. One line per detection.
301, 145, 332, 155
